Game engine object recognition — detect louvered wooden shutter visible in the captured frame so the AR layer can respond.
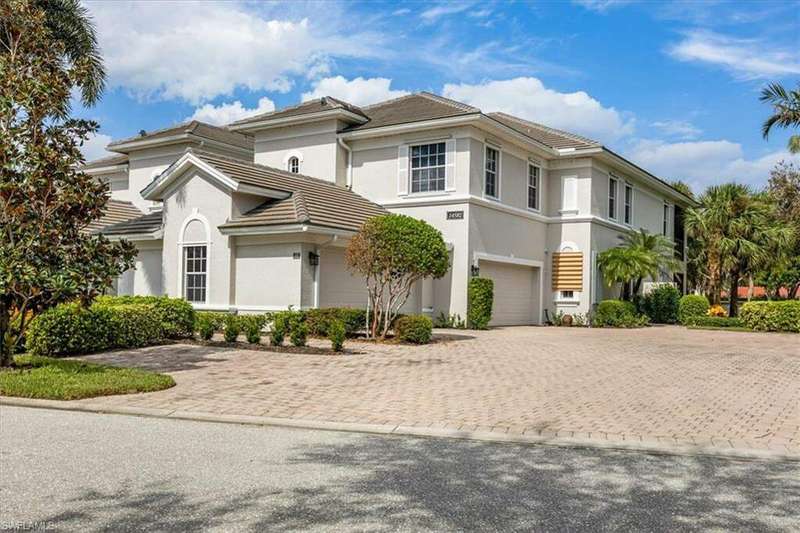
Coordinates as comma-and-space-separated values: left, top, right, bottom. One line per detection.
552, 252, 583, 290
397, 145, 409, 195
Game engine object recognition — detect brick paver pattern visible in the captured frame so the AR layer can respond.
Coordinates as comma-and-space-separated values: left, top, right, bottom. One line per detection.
74, 327, 800, 453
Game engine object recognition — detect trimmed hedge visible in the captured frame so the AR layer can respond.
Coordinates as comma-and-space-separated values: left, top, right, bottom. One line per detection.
740, 301, 800, 333
223, 314, 241, 342
328, 320, 346, 352
26, 302, 163, 356
679, 294, 710, 325
642, 285, 680, 324
686, 316, 745, 329
305, 308, 366, 337
468, 277, 493, 330
395, 314, 433, 344
95, 295, 195, 338
592, 300, 649, 328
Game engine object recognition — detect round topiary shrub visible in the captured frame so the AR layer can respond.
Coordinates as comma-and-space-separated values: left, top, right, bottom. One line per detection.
223, 315, 241, 343
678, 294, 710, 325
328, 319, 346, 352
592, 300, 647, 328
395, 314, 433, 344
642, 284, 681, 324
468, 277, 493, 330
196, 315, 215, 341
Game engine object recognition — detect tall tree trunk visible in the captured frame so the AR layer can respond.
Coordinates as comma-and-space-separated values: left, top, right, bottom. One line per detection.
728, 272, 740, 318
0, 304, 13, 367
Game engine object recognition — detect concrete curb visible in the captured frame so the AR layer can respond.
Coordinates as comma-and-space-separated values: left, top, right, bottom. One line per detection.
2, 397, 798, 463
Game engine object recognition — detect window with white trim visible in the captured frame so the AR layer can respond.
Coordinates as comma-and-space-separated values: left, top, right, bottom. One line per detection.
560, 290, 574, 300
624, 183, 633, 225
608, 176, 618, 219
287, 156, 300, 174
485, 146, 499, 198
527, 163, 540, 210
183, 245, 207, 303
410, 142, 446, 193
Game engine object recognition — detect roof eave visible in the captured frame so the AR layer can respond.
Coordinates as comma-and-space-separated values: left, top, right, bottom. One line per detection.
82, 164, 129, 175
219, 223, 357, 237
102, 229, 164, 241
108, 133, 251, 156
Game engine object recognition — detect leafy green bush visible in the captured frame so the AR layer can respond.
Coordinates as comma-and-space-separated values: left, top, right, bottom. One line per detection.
678, 294, 710, 325
270, 313, 288, 346
642, 285, 680, 324
740, 301, 800, 333
195, 311, 229, 333
432, 312, 465, 329
95, 295, 195, 338
686, 316, 745, 329
289, 316, 308, 347
107, 304, 162, 348
305, 308, 365, 337
395, 314, 433, 344
592, 300, 649, 328
196, 315, 215, 341
26, 302, 163, 356
468, 277, 493, 329
223, 314, 241, 343
26, 303, 112, 356
328, 320, 346, 352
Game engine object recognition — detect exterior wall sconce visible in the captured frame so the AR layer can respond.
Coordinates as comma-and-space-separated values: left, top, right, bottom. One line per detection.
308, 252, 320, 266
470, 264, 480, 277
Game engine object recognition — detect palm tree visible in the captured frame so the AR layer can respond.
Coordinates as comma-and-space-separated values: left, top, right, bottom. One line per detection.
621, 229, 681, 295
685, 184, 795, 316
597, 247, 656, 300
760, 82, 800, 154
1, 0, 105, 107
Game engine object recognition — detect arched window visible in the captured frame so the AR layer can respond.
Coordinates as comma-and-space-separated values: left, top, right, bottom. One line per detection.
180, 213, 210, 304
287, 156, 300, 174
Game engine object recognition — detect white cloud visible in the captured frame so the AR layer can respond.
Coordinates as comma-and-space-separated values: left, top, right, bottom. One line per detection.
420, 2, 473, 22
572, 0, 633, 12
187, 97, 275, 126
651, 119, 702, 140
668, 30, 800, 79
442, 77, 634, 142
87, 1, 383, 103
626, 138, 800, 190
301, 76, 409, 107
80, 133, 114, 162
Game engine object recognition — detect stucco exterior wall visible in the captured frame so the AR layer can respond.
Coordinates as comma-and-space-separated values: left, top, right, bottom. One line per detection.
117, 240, 163, 296
546, 221, 593, 314
234, 241, 302, 310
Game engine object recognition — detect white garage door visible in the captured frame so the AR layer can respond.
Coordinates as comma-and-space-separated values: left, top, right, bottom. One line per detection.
479, 260, 538, 326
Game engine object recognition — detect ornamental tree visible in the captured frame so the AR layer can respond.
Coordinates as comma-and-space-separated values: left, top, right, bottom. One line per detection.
0, 0, 136, 366
345, 214, 449, 339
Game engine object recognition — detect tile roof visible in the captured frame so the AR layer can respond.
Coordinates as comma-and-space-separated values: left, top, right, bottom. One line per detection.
86, 199, 144, 233
108, 121, 253, 152
188, 152, 386, 232
342, 92, 480, 132
99, 210, 163, 237
81, 153, 129, 171
230, 96, 368, 127
487, 112, 601, 150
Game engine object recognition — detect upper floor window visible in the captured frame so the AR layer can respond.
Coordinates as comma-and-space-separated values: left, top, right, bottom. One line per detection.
410, 142, 446, 193
624, 183, 633, 225
287, 156, 300, 174
608, 176, 618, 220
485, 146, 499, 199
663, 203, 672, 238
527, 163, 540, 210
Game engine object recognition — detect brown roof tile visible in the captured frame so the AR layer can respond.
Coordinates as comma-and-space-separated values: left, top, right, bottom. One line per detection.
230, 97, 368, 127
99, 210, 163, 236
108, 121, 253, 152
487, 112, 600, 150
190, 152, 386, 232
343, 92, 480, 132
81, 153, 129, 171
86, 199, 144, 233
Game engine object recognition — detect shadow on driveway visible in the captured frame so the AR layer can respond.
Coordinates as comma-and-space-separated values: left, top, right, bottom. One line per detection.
76, 343, 237, 373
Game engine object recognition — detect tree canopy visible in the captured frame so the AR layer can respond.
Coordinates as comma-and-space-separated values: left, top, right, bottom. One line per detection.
0, 0, 135, 366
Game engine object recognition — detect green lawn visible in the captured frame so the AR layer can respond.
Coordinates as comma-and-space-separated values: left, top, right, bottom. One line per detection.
0, 355, 175, 400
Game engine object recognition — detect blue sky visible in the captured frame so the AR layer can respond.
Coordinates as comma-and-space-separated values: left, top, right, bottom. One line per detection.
78, 0, 800, 193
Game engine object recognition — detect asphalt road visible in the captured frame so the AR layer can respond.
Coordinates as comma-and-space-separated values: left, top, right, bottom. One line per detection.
1, 406, 798, 532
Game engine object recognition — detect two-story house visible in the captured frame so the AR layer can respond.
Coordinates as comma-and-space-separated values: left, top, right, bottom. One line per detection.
84, 92, 695, 325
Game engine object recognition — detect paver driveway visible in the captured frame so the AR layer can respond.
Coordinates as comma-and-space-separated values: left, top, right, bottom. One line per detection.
73, 326, 800, 454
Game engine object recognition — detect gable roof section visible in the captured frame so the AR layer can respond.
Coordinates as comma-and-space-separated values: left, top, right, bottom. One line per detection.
229, 97, 369, 130
85, 199, 143, 233
342, 92, 480, 132
487, 112, 601, 151
190, 152, 386, 232
108, 120, 253, 153
99, 210, 163, 237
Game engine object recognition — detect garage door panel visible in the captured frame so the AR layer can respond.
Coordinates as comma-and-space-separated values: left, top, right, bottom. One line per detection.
479, 261, 538, 326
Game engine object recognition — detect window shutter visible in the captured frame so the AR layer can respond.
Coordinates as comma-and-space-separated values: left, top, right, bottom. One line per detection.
397, 145, 409, 196
552, 252, 583, 291
445, 139, 456, 191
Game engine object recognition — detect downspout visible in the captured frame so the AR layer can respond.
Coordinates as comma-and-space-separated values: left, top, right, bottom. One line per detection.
337, 137, 353, 189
